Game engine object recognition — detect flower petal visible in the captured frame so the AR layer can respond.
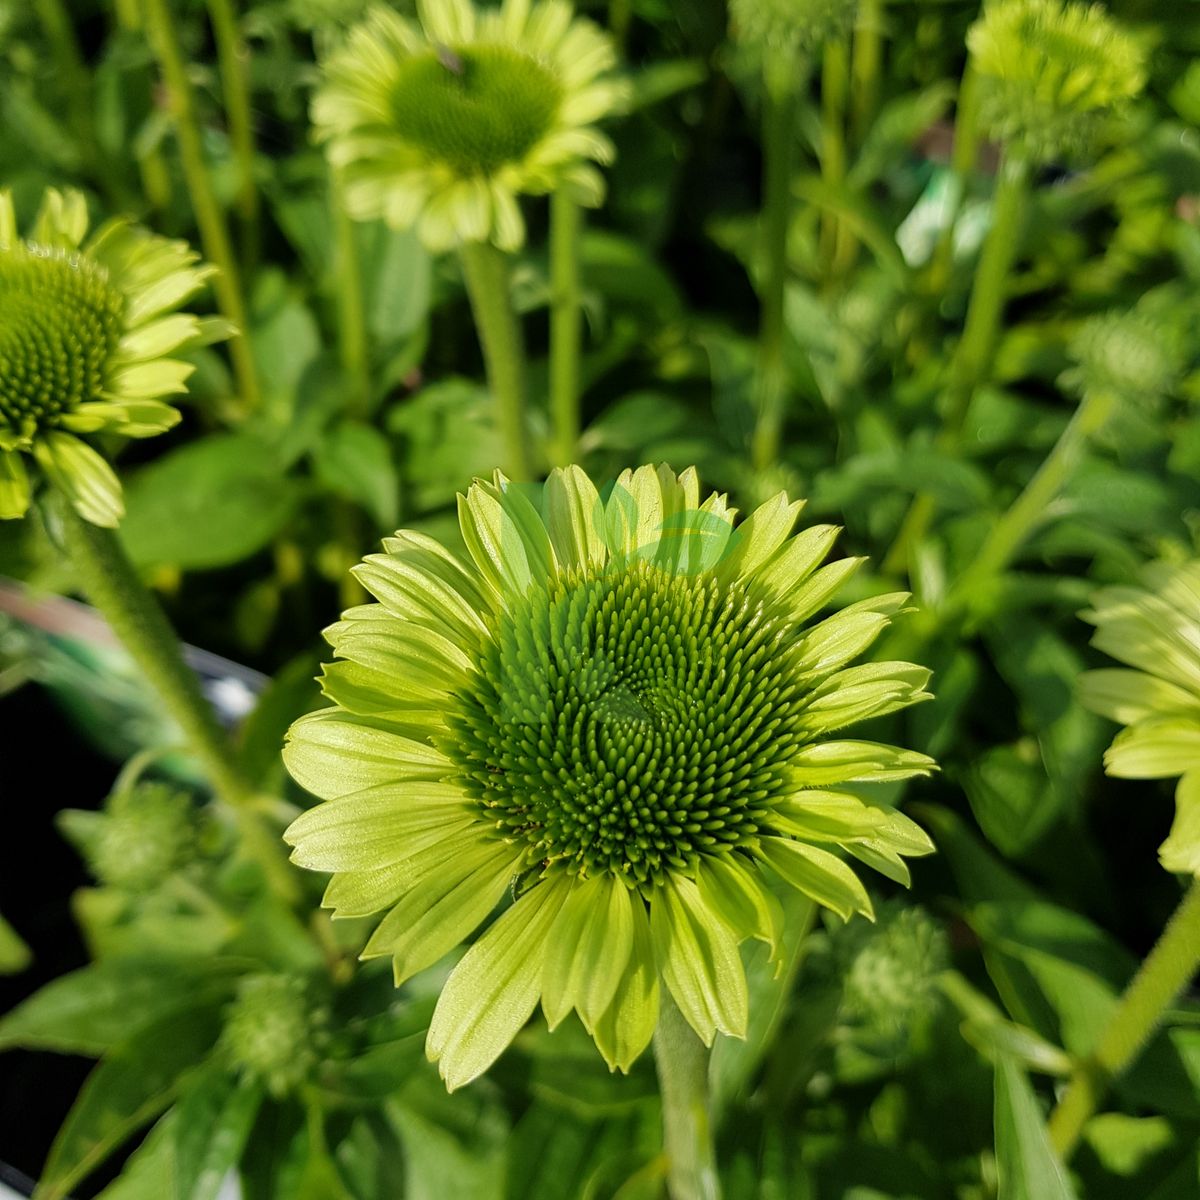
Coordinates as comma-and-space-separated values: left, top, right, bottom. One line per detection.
34, 433, 123, 527
543, 465, 606, 572
757, 838, 874, 922
589, 900, 659, 1072
1162, 772, 1200, 876
0, 450, 30, 520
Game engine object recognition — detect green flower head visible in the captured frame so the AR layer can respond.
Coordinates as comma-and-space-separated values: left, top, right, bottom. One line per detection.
729, 0, 858, 67
0, 189, 217, 526
313, 0, 628, 252
1080, 561, 1200, 876
221, 973, 322, 1098
967, 0, 1146, 164
284, 465, 936, 1089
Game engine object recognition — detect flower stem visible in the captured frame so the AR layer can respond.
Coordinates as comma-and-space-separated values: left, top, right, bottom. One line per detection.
459, 240, 532, 481
205, 0, 260, 267
750, 76, 797, 473
819, 36, 852, 280
850, 0, 885, 147
945, 389, 1114, 609
49, 493, 296, 902
882, 152, 1030, 576
654, 991, 721, 1200
143, 0, 261, 416
330, 165, 371, 419
549, 189, 583, 467
1047, 877, 1200, 1160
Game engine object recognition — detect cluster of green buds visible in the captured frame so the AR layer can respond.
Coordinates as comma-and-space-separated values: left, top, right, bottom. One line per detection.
1059, 293, 1192, 406
58, 781, 197, 893
729, 0, 858, 93
220, 973, 326, 1098
815, 902, 949, 1079
967, 0, 1147, 165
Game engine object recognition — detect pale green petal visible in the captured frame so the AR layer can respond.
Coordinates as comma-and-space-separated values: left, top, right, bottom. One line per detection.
793, 609, 893, 680
1104, 718, 1200, 780
649, 874, 748, 1044
106, 359, 194, 400
752, 523, 841, 597
1162, 772, 1200, 876
768, 790, 893, 843
362, 840, 523, 984
418, 0, 475, 44
846, 841, 912, 887
353, 554, 487, 644
458, 477, 556, 598
427, 873, 572, 1090
757, 838, 874, 922
324, 618, 473, 695
0, 191, 15, 246
695, 854, 783, 958
284, 780, 470, 871
543, 465, 607, 572
1078, 668, 1200, 726
283, 709, 451, 800
32, 188, 87, 247
604, 465, 664, 562
542, 874, 634, 1030
60, 400, 181, 438
589, 899, 659, 1072
33, 433, 123, 527
715, 492, 805, 584
785, 557, 866, 624
0, 450, 30, 520
789, 740, 937, 786
801, 662, 933, 733
117, 314, 201, 362
377, 529, 494, 615
319, 659, 449, 721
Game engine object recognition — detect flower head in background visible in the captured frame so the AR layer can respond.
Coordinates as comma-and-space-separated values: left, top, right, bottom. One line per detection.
968, 0, 1146, 164
221, 973, 325, 1098
729, 0, 857, 92
284, 464, 936, 1089
0, 189, 216, 527
313, 0, 627, 252
1080, 562, 1200, 875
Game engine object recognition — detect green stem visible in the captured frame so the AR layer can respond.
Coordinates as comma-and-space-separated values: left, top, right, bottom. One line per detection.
946, 389, 1114, 610
850, 0, 885, 147
883, 152, 1030, 576
330, 165, 370, 418
819, 36, 851, 279
50, 493, 295, 902
205, 0, 260, 267
928, 63, 982, 297
654, 991, 721, 1200
459, 240, 532, 481
1047, 878, 1200, 1160
750, 76, 797, 473
549, 189, 583, 467
143, 0, 261, 416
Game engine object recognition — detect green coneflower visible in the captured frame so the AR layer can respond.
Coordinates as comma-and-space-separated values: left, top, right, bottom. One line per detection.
1080, 562, 1200, 876
729, 0, 857, 68
313, 0, 627, 252
221, 973, 324, 1098
968, 0, 1146, 164
0, 188, 217, 527
284, 465, 936, 1089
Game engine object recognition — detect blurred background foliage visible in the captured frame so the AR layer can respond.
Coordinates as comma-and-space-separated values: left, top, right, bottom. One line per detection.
1, 0, 1200, 1197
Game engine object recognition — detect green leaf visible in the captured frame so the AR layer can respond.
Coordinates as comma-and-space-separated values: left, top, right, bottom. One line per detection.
312, 420, 399, 530
119, 434, 299, 569
993, 1054, 1079, 1200
39, 1007, 224, 1200
171, 1065, 264, 1200
0, 958, 234, 1055
0, 910, 31, 974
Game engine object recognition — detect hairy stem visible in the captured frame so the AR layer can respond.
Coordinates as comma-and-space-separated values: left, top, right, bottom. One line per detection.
143, 0, 261, 415
205, 0, 260, 267
459, 240, 532, 481
750, 77, 797, 472
549, 189, 584, 467
654, 991, 721, 1200
1048, 878, 1200, 1160
883, 152, 1030, 575
50, 493, 295, 901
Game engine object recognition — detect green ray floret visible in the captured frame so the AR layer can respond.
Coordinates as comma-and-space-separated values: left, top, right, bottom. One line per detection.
1080, 561, 1200, 876
0, 188, 220, 527
284, 465, 937, 1089
313, 0, 628, 251
968, 0, 1146, 164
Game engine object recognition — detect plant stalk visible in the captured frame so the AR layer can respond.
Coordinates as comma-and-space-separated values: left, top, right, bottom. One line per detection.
883, 152, 1030, 575
654, 991, 721, 1200
850, 0, 885, 147
549, 189, 583, 467
459, 240, 532, 481
205, 0, 260, 267
330, 165, 371, 419
143, 0, 261, 415
819, 36, 852, 278
928, 63, 982, 296
1047, 877, 1200, 1160
49, 493, 295, 901
750, 75, 798, 472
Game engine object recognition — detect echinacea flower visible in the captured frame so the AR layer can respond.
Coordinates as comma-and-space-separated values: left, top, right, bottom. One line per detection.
1080, 562, 1200, 876
729, 0, 858, 72
313, 0, 627, 252
0, 188, 216, 527
968, 0, 1146, 164
284, 465, 936, 1089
